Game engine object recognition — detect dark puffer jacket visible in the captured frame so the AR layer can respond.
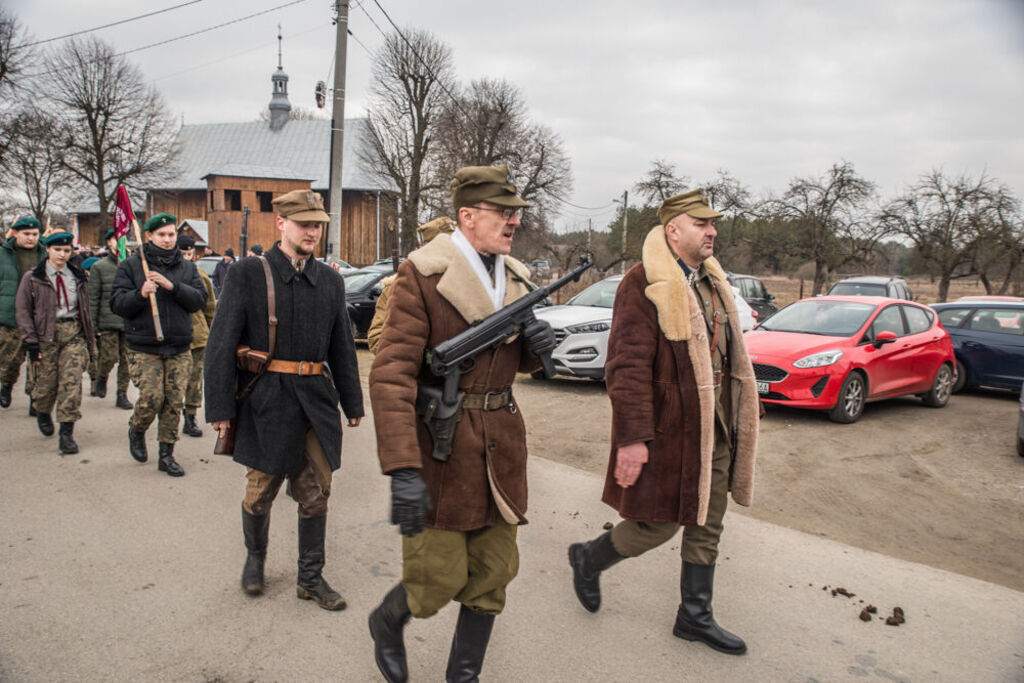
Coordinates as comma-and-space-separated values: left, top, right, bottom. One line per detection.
110, 245, 207, 356
0, 236, 46, 328
88, 253, 124, 332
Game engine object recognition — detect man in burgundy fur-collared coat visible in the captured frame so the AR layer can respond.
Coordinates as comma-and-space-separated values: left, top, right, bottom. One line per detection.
568, 188, 760, 655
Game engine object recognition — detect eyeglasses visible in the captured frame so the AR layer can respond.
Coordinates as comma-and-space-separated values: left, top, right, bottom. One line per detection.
471, 205, 522, 221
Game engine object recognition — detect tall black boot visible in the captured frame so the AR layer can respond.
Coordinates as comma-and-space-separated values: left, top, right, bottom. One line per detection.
28, 402, 37, 417
568, 531, 626, 612
0, 383, 11, 408
673, 562, 746, 655
445, 605, 496, 683
128, 427, 148, 462
296, 516, 345, 610
93, 376, 107, 398
116, 391, 132, 410
157, 442, 184, 477
182, 411, 203, 437
36, 411, 54, 436
369, 583, 412, 683
241, 507, 270, 595
58, 421, 79, 455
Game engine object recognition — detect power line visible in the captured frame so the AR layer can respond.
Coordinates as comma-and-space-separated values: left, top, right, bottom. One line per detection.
24, 0, 205, 47
549, 195, 617, 211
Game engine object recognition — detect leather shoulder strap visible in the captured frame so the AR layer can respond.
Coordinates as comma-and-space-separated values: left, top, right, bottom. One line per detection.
259, 257, 277, 358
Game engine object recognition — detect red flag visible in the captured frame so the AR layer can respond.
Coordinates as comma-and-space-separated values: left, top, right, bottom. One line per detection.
113, 186, 135, 262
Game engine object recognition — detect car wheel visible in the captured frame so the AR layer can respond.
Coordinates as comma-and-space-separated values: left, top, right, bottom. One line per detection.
951, 359, 968, 394
922, 364, 953, 407
828, 372, 866, 424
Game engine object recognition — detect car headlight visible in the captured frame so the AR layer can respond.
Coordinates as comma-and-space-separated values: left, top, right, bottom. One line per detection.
793, 349, 844, 368
566, 320, 611, 334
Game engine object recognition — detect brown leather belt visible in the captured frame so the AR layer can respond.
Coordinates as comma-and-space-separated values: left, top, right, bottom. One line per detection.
462, 388, 514, 411
266, 360, 324, 376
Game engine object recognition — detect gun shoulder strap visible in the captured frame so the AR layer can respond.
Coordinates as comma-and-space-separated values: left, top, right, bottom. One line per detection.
261, 256, 277, 358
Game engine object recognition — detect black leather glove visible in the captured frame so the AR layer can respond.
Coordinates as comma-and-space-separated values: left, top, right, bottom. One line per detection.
23, 342, 41, 364
389, 468, 431, 537
523, 319, 556, 356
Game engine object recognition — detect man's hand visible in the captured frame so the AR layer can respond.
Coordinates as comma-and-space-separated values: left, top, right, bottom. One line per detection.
389, 468, 431, 537
347, 417, 361, 427
147, 271, 174, 291
23, 342, 41, 365
614, 442, 649, 488
140, 280, 158, 297
211, 420, 232, 439
523, 319, 556, 357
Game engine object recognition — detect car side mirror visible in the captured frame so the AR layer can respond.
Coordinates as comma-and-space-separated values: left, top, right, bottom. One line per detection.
766, 294, 775, 301
873, 330, 898, 348
371, 285, 383, 297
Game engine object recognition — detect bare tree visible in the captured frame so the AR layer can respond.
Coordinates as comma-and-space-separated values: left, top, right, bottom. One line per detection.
256, 105, 329, 122
2, 107, 77, 222
634, 159, 687, 205
44, 37, 178, 233
0, 8, 32, 99
362, 28, 456, 251
767, 162, 881, 294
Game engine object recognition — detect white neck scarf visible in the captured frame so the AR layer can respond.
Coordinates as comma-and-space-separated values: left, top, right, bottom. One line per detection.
451, 228, 505, 311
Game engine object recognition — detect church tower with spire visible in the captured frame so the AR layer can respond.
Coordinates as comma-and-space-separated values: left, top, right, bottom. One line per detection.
268, 26, 292, 131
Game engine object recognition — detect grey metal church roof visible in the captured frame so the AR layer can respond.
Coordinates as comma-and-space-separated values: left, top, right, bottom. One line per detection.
159, 117, 395, 193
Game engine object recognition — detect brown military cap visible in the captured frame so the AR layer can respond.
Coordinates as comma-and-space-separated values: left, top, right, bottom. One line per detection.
450, 165, 530, 210
272, 189, 330, 223
658, 188, 723, 226
416, 216, 456, 243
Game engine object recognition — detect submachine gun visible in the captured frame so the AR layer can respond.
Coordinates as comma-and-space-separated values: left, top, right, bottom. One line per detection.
417, 256, 594, 461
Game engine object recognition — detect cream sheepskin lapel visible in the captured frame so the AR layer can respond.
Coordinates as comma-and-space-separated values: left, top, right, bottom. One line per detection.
407, 232, 532, 324
640, 224, 759, 512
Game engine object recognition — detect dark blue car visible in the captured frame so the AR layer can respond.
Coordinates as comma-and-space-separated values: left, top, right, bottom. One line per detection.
931, 299, 1024, 393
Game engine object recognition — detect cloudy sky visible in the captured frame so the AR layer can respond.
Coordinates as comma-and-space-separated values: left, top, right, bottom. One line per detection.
10, 0, 1024, 231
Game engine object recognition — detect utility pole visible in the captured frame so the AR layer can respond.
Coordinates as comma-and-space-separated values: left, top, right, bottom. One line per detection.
619, 190, 628, 274
326, 1, 349, 261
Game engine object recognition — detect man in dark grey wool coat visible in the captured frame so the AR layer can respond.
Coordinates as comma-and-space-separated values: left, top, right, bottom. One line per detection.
204, 189, 364, 611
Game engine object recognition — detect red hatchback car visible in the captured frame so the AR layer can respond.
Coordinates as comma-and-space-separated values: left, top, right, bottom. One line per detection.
745, 296, 956, 423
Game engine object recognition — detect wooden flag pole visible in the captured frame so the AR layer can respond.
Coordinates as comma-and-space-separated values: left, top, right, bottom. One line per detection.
131, 218, 164, 342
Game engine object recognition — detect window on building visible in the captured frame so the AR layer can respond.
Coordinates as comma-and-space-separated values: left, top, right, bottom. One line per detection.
209, 191, 214, 210
225, 189, 242, 211
257, 191, 273, 212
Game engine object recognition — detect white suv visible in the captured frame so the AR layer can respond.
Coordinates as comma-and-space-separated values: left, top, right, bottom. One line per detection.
534, 275, 755, 381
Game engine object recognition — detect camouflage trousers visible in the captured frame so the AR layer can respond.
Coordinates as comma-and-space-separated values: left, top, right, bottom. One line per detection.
126, 349, 191, 444
96, 330, 130, 393
32, 320, 89, 422
185, 346, 205, 415
0, 323, 34, 396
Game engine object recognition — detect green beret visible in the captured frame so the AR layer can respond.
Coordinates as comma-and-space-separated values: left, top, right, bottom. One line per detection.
143, 213, 177, 232
43, 231, 75, 247
450, 165, 530, 210
104, 229, 115, 240
11, 216, 41, 231
658, 188, 723, 226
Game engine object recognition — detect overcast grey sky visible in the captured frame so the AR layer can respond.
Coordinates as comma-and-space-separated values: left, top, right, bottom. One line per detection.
10, 0, 1024, 231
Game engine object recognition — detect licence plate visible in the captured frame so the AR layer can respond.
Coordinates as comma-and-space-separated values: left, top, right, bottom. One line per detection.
756, 381, 770, 395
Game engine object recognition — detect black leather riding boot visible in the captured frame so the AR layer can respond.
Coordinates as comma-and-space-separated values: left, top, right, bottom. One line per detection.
115, 391, 132, 410
58, 421, 79, 454
128, 427, 147, 462
182, 411, 202, 437
93, 376, 107, 398
673, 562, 747, 655
568, 530, 626, 612
296, 515, 345, 610
241, 506, 270, 595
369, 583, 412, 683
0, 383, 11, 408
157, 442, 184, 477
445, 604, 496, 683
37, 411, 54, 436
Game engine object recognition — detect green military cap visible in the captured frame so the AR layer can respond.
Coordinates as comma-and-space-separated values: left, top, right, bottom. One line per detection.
144, 212, 177, 232
450, 165, 530, 210
43, 231, 75, 247
416, 216, 456, 243
104, 228, 115, 240
658, 188, 723, 226
176, 233, 196, 250
11, 216, 41, 231
272, 189, 330, 223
